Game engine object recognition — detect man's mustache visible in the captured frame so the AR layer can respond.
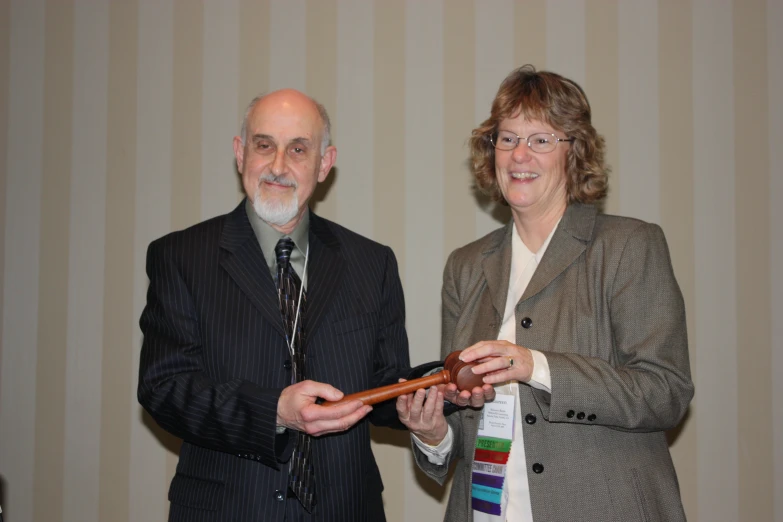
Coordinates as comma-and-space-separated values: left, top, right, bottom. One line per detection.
258, 173, 297, 188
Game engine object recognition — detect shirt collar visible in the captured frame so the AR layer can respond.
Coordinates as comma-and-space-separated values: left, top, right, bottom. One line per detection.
244, 198, 310, 274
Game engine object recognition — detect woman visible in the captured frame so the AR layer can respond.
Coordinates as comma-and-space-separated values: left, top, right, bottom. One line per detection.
397, 65, 693, 521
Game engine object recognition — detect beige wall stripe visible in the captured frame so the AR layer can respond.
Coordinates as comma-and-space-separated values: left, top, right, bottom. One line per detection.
0, 1, 45, 520
269, 0, 305, 91
692, 1, 739, 519
402, 12, 445, 522
0, 0, 8, 406
768, 2, 783, 520
334, 0, 374, 237
443, 0, 476, 253
63, 2, 110, 521
201, 0, 240, 220
372, 0, 406, 270
33, 2, 73, 521
172, 0, 204, 232
130, 0, 174, 520
238, 0, 269, 122
733, 1, 773, 520
99, 1, 138, 521
545, 0, 585, 86
658, 1, 697, 519
305, 0, 337, 221
618, 0, 660, 223
514, 1, 546, 69
585, 0, 620, 215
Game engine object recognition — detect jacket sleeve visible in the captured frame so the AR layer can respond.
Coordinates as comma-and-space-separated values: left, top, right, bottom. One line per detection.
137, 239, 293, 469
532, 223, 694, 432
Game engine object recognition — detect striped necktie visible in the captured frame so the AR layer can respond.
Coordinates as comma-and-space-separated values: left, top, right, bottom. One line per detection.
275, 237, 316, 512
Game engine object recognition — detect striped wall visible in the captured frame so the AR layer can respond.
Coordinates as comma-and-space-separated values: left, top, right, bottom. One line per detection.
1, 1, 781, 521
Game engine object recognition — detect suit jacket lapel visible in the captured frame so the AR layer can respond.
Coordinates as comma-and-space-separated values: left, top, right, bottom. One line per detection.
521, 203, 595, 302
481, 223, 513, 321
219, 202, 286, 338
305, 212, 344, 340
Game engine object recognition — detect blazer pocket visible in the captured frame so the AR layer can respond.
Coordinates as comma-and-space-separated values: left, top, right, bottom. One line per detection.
333, 313, 376, 335
168, 473, 225, 511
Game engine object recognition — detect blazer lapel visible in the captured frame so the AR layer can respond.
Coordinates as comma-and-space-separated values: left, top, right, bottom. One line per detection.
481, 223, 514, 321
219, 202, 285, 338
521, 203, 595, 302
305, 213, 344, 340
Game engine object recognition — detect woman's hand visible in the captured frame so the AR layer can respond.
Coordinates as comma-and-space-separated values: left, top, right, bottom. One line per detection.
396, 380, 449, 446
459, 340, 535, 385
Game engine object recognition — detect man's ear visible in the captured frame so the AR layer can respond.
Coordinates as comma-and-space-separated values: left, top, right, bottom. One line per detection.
317, 146, 337, 182
233, 136, 245, 173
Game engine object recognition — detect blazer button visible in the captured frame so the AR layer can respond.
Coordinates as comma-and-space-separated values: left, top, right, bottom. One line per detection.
577, 412, 585, 420
532, 463, 544, 474
274, 489, 285, 502
588, 414, 596, 421
283, 360, 292, 370
525, 414, 537, 425
520, 317, 533, 329
566, 410, 575, 418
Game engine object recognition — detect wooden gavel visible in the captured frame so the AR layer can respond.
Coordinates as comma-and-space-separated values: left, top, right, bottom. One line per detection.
323, 350, 485, 407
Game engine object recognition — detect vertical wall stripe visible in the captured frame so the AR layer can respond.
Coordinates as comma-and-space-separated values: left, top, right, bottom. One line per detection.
201, 0, 240, 220
658, 2, 697, 519
305, 0, 337, 221
474, 0, 513, 239
545, 0, 585, 86
62, 2, 109, 520
334, 0, 373, 236
585, 0, 620, 215
171, 0, 204, 232
130, 1, 174, 521
372, 0, 406, 271
618, 0, 660, 223
99, 2, 137, 521
238, 0, 269, 118
733, 1, 772, 520
0, 1, 45, 520
404, 0, 445, 517
0, 1, 8, 445
269, 0, 306, 91
768, 3, 783, 520
692, 1, 738, 520
369, 5, 408, 515
514, 1, 546, 69
33, 2, 73, 521
443, 0, 476, 253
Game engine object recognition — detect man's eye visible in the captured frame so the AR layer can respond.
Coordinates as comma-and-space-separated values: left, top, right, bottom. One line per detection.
255, 141, 274, 152
291, 146, 307, 155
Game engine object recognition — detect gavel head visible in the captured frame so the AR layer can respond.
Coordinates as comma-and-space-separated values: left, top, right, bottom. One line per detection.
444, 351, 486, 391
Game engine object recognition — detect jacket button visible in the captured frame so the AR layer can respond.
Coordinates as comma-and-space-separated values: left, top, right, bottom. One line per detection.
520, 317, 533, 329
566, 410, 575, 418
588, 414, 596, 421
532, 463, 544, 474
283, 360, 292, 370
525, 414, 536, 425
274, 489, 285, 502
577, 412, 585, 420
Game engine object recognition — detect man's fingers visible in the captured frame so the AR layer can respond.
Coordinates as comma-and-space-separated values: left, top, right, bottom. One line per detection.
307, 405, 372, 436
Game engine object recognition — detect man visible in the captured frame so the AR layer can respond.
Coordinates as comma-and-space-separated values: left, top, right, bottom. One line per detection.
138, 89, 411, 521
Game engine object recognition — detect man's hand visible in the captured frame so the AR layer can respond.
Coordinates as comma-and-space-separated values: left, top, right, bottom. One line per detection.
277, 380, 371, 437
396, 380, 449, 446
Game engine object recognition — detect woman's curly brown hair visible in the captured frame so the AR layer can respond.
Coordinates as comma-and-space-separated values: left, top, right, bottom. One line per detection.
469, 65, 608, 204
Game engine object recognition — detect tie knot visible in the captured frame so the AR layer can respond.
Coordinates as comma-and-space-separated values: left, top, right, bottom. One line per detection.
275, 237, 295, 265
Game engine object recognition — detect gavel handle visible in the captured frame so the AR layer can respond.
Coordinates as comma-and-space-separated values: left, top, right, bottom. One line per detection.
323, 370, 451, 407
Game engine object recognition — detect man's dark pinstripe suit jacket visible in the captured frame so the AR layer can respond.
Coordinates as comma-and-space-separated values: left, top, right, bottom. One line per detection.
138, 201, 411, 521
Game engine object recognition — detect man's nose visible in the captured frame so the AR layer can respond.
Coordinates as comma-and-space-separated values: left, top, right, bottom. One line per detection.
271, 148, 287, 174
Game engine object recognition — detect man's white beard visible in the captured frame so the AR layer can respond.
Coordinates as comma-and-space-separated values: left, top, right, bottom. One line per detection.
253, 174, 299, 226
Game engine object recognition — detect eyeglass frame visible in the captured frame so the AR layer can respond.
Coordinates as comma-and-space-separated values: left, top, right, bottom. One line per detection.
489, 131, 575, 154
